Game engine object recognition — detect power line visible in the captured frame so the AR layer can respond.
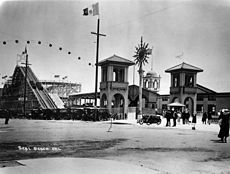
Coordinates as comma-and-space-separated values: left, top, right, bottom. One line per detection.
101, 2, 182, 30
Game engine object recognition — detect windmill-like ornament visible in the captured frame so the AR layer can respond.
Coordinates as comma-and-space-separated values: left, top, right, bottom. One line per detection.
133, 36, 152, 119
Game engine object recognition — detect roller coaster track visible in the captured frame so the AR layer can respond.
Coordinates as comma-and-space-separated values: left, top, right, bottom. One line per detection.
19, 66, 57, 109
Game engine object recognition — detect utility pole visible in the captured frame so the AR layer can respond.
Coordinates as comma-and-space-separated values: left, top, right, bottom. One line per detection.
21, 47, 31, 116
91, 18, 106, 107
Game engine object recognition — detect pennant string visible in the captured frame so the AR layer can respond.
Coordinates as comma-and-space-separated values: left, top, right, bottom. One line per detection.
0, 39, 94, 67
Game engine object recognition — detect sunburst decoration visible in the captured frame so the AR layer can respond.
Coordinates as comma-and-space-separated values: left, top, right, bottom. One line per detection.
133, 37, 151, 67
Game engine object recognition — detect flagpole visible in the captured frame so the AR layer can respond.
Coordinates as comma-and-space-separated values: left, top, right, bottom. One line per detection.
83, 2, 104, 107
151, 46, 154, 71
16, 54, 19, 66
133, 65, 135, 85
94, 17, 100, 107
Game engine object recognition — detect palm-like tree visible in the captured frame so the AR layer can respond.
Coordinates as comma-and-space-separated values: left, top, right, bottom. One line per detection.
133, 37, 151, 119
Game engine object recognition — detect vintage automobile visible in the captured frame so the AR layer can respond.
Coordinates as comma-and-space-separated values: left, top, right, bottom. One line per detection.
137, 114, 162, 125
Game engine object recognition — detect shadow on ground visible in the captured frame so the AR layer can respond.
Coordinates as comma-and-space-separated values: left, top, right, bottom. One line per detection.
210, 139, 225, 143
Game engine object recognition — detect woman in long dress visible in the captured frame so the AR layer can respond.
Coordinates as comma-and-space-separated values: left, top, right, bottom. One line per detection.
218, 109, 230, 143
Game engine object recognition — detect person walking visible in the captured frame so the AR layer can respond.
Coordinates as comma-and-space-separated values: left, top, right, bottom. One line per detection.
218, 109, 230, 143
202, 112, 207, 124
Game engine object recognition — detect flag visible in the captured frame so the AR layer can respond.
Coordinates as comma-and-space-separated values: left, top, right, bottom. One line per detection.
17, 54, 26, 65
17, 47, 27, 65
83, 3, 99, 16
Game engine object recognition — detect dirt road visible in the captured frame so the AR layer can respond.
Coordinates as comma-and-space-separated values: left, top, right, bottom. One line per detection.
0, 119, 229, 173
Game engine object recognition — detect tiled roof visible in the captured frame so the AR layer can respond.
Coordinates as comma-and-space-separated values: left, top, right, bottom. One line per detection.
98, 54, 135, 66
165, 62, 203, 72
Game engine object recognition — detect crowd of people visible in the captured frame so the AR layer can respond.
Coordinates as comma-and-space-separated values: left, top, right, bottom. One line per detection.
163, 108, 229, 143
164, 108, 196, 127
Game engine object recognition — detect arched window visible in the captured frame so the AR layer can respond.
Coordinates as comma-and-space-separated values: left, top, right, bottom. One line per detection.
153, 80, 158, 89
174, 77, 178, 87
173, 74, 179, 87
145, 80, 148, 88
185, 74, 194, 87
113, 67, 124, 82
102, 67, 107, 82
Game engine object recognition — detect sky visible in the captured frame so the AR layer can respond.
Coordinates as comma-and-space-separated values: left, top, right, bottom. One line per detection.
0, 0, 230, 94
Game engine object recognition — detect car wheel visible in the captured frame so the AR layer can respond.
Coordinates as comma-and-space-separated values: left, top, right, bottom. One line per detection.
139, 119, 144, 125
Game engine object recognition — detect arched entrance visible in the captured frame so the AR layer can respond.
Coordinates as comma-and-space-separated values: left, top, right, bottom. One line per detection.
128, 95, 148, 108
100, 93, 107, 108
129, 95, 149, 119
184, 97, 194, 115
172, 97, 179, 103
111, 93, 125, 119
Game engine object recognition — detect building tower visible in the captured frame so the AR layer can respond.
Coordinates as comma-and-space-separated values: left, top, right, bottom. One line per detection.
98, 55, 134, 119
143, 70, 161, 92
143, 47, 161, 93
165, 62, 203, 114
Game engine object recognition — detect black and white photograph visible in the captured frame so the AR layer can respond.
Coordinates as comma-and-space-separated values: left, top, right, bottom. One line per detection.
0, 0, 230, 173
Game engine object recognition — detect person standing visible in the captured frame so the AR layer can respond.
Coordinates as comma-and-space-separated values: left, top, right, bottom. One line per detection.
172, 110, 178, 127
218, 109, 230, 143
177, 110, 181, 125
208, 111, 212, 125
185, 109, 190, 124
182, 110, 186, 125
4, 109, 10, 125
202, 112, 207, 124
165, 110, 171, 127
192, 112, 197, 130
